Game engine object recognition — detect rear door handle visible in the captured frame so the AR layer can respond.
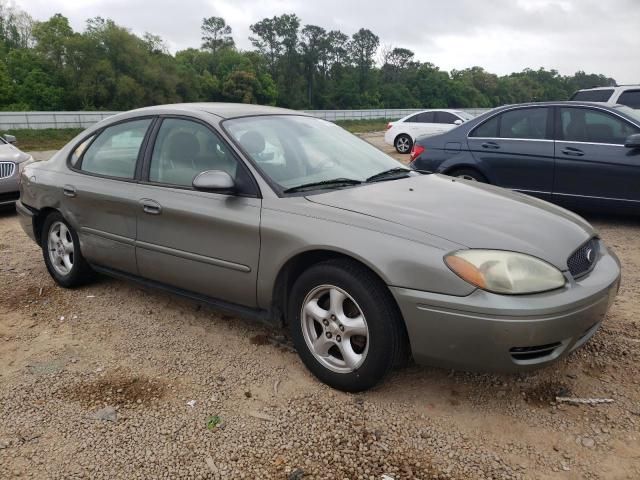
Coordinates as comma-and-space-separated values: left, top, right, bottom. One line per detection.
140, 199, 162, 215
561, 147, 584, 156
481, 142, 500, 149
63, 185, 77, 197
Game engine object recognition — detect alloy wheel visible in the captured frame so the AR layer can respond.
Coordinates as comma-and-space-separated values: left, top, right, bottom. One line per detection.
47, 221, 74, 276
300, 284, 369, 374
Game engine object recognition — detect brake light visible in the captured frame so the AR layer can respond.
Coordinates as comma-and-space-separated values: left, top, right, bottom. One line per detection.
386, 122, 392, 130
410, 145, 425, 161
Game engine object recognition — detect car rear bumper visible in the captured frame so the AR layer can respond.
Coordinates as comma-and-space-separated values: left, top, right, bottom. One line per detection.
391, 246, 621, 372
16, 199, 38, 243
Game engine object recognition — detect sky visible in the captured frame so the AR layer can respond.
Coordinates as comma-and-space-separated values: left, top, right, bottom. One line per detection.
12, 0, 640, 83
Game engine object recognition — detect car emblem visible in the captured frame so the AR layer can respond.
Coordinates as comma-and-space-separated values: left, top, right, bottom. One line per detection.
586, 248, 594, 263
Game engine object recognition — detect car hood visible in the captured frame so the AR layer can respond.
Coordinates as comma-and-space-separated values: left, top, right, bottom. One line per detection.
306, 174, 595, 270
0, 143, 31, 163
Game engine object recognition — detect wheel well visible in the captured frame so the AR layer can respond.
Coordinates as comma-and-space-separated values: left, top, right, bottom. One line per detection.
394, 133, 412, 144
271, 249, 412, 364
33, 207, 59, 246
444, 165, 485, 179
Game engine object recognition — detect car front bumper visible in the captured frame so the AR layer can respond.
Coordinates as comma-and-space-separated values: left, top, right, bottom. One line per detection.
391, 245, 621, 372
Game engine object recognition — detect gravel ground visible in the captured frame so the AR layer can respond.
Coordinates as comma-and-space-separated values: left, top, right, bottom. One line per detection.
1, 138, 639, 479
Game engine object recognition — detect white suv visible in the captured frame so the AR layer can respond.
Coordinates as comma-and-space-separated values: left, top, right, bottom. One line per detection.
570, 85, 640, 109
384, 109, 473, 153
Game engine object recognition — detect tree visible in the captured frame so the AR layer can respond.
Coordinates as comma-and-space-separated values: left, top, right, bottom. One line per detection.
201, 16, 234, 54
349, 28, 379, 95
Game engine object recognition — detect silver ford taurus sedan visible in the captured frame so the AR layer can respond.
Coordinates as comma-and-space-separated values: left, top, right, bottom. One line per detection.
17, 103, 621, 391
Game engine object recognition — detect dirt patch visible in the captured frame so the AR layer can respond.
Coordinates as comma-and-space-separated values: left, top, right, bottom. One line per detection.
60, 373, 166, 408
524, 381, 572, 406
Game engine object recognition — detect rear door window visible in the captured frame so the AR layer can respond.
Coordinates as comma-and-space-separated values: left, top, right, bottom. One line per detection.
80, 119, 152, 179
617, 90, 640, 109
570, 89, 614, 102
560, 107, 639, 144
470, 115, 499, 137
498, 108, 548, 139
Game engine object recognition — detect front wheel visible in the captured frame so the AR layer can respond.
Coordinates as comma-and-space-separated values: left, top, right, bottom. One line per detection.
288, 259, 407, 392
394, 134, 413, 154
41, 212, 94, 288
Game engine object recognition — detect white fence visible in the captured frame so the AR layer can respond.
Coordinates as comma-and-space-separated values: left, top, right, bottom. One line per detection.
0, 108, 492, 130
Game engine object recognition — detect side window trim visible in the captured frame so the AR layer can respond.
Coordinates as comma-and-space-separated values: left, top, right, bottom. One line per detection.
141, 114, 261, 198
68, 116, 157, 182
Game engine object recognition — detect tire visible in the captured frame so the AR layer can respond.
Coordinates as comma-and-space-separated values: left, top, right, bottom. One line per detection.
394, 134, 413, 154
41, 212, 94, 288
288, 259, 407, 392
449, 168, 487, 183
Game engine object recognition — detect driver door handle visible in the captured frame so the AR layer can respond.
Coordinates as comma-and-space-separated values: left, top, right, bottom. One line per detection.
481, 141, 500, 149
63, 185, 77, 198
561, 147, 584, 156
140, 199, 162, 215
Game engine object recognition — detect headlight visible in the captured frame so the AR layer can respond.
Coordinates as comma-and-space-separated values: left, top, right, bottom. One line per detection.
445, 250, 566, 294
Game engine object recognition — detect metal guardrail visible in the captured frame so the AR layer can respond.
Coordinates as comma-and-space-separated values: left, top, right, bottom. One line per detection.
0, 108, 492, 130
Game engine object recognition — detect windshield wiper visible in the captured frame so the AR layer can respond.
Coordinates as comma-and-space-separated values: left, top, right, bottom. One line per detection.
366, 167, 412, 183
283, 178, 362, 193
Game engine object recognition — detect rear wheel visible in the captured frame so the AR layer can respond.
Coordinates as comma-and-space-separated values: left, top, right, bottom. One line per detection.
41, 212, 94, 288
288, 259, 406, 392
449, 168, 487, 183
394, 134, 413, 154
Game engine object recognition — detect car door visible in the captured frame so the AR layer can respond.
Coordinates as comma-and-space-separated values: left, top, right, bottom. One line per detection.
135, 116, 261, 307
63, 117, 155, 274
466, 106, 554, 199
553, 106, 640, 210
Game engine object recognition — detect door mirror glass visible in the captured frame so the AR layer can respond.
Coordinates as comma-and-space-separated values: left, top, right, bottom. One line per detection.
3, 134, 16, 144
624, 133, 640, 149
192, 170, 236, 193
453, 119, 463, 126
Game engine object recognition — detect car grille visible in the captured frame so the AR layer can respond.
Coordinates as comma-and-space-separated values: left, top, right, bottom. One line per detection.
0, 161, 16, 179
567, 238, 599, 278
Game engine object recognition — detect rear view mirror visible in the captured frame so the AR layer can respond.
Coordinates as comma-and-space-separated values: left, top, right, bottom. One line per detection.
624, 133, 640, 149
453, 119, 463, 126
192, 170, 235, 193
3, 134, 16, 144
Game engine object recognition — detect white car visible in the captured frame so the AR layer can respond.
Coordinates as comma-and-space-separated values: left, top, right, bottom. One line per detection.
384, 109, 474, 153
570, 85, 640, 109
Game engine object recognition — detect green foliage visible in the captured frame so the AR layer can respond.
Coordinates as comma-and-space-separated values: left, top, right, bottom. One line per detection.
0, 1, 619, 112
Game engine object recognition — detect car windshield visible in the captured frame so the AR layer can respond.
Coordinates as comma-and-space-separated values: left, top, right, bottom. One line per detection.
614, 105, 640, 123
224, 115, 408, 192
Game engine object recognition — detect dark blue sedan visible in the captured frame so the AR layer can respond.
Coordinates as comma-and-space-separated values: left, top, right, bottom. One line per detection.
410, 101, 640, 213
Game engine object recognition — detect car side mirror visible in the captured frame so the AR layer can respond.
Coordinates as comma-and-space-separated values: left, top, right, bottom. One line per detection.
192, 170, 235, 193
453, 119, 463, 126
3, 134, 16, 144
624, 133, 640, 149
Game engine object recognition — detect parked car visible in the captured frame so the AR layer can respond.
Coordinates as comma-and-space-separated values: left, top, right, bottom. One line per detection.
570, 85, 640, 109
410, 101, 640, 213
0, 134, 33, 208
384, 109, 473, 153
18, 103, 620, 391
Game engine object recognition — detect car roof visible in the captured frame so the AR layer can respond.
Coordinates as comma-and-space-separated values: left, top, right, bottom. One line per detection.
128, 102, 306, 119
576, 85, 639, 91
491, 100, 623, 110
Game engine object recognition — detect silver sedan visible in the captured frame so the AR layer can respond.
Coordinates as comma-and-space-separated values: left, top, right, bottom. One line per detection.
17, 103, 621, 391
0, 134, 33, 208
